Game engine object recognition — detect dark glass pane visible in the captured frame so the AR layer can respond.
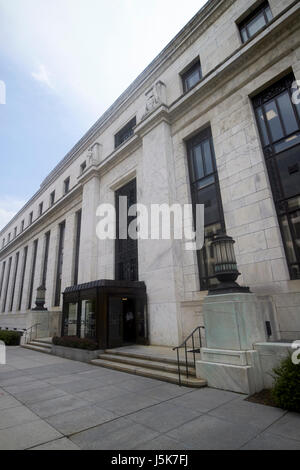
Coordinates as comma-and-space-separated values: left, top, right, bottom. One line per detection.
264, 100, 284, 142
203, 139, 214, 174
240, 27, 248, 43
256, 106, 269, 146
280, 215, 297, 263
275, 145, 300, 200
196, 175, 215, 190
277, 92, 298, 135
265, 5, 272, 22
193, 144, 204, 180
274, 133, 300, 153
186, 68, 201, 90
247, 11, 267, 37
196, 183, 220, 226
81, 300, 96, 339
65, 303, 78, 336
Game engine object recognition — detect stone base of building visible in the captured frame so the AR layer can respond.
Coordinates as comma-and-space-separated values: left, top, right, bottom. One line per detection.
0, 310, 62, 341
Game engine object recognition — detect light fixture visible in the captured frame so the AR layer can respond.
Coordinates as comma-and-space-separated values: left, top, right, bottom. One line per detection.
32, 285, 47, 311
209, 232, 250, 295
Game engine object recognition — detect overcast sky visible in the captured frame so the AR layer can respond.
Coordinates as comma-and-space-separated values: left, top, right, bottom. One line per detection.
0, 0, 207, 230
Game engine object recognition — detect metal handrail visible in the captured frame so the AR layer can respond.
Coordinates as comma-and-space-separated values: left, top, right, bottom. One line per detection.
173, 326, 205, 386
24, 323, 41, 344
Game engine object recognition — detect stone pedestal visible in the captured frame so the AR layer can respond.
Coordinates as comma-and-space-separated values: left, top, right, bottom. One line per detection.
196, 293, 267, 394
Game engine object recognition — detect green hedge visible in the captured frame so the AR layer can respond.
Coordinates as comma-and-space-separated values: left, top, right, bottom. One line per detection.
272, 354, 300, 413
52, 336, 99, 351
0, 330, 21, 346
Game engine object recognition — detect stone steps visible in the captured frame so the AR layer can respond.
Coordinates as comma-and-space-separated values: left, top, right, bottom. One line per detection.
22, 339, 52, 355
91, 348, 206, 388
98, 352, 197, 376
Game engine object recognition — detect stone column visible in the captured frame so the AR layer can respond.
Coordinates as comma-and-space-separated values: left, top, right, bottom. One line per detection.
45, 225, 60, 309
137, 97, 182, 346
78, 174, 100, 284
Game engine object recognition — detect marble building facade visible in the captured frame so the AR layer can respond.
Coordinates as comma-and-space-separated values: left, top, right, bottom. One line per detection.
0, 0, 299, 347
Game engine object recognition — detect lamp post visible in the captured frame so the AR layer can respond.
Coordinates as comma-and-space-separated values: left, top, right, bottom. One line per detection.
209, 232, 250, 295
32, 285, 47, 311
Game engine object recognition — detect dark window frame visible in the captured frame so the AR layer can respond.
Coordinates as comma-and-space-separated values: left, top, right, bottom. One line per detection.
0, 261, 6, 301
42, 232, 51, 287
253, 72, 300, 279
50, 191, 55, 206
186, 127, 226, 290
28, 240, 38, 309
181, 58, 202, 93
54, 221, 66, 306
9, 252, 19, 312
64, 177, 70, 195
18, 246, 28, 311
2, 257, 12, 312
39, 202, 43, 217
114, 117, 136, 149
238, 1, 272, 43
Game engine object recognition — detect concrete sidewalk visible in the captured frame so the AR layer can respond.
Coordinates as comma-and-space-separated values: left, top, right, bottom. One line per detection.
0, 346, 299, 450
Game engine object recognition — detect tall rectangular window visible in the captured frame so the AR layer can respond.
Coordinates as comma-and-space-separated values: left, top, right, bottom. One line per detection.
50, 191, 55, 206
73, 210, 82, 286
239, 1, 272, 43
54, 221, 66, 306
2, 257, 12, 312
29, 212, 33, 225
64, 177, 70, 195
186, 127, 225, 290
42, 232, 50, 287
39, 202, 43, 216
181, 59, 202, 93
9, 252, 19, 312
253, 73, 300, 279
115, 117, 136, 149
21, 220, 24, 232
18, 246, 28, 311
0, 261, 6, 301
28, 240, 38, 309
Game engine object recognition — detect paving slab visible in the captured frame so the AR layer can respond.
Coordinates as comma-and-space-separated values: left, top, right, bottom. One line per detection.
0, 405, 40, 430
31, 437, 81, 450
0, 420, 62, 450
133, 434, 190, 450
45, 404, 118, 435
75, 384, 126, 404
28, 394, 91, 418
242, 431, 300, 450
128, 401, 202, 433
208, 397, 286, 430
99, 391, 160, 415
167, 388, 240, 413
13, 386, 68, 405
166, 414, 261, 450
266, 412, 300, 441
70, 417, 159, 450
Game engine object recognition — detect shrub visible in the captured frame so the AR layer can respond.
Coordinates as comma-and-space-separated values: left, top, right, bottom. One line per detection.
0, 330, 21, 346
52, 336, 99, 351
272, 354, 300, 413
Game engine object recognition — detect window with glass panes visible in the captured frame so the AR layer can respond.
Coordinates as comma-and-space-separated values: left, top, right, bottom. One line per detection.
186, 127, 225, 290
253, 73, 300, 279
182, 59, 202, 93
239, 2, 272, 43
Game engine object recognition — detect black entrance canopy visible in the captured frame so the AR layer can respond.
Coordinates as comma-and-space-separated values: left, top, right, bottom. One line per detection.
62, 280, 148, 349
